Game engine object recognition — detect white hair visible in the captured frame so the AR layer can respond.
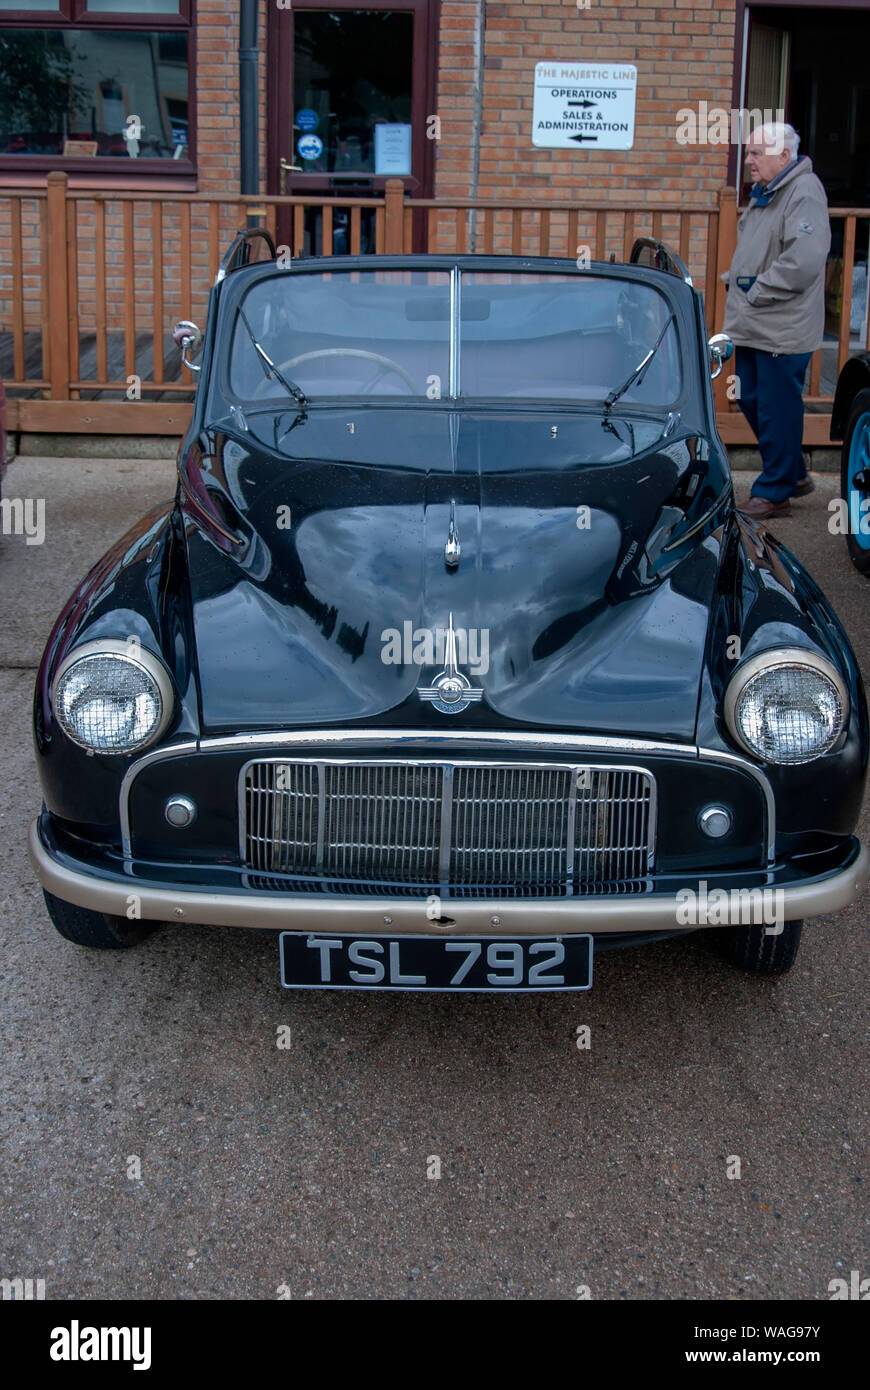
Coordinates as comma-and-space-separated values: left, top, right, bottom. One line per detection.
752, 121, 800, 158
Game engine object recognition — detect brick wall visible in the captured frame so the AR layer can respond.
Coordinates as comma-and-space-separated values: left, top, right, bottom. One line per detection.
197, 0, 269, 198
435, 1, 738, 202
430, 1, 738, 267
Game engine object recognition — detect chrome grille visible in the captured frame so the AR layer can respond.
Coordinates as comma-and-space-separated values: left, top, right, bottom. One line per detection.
450, 765, 573, 886
324, 763, 442, 882
242, 760, 654, 895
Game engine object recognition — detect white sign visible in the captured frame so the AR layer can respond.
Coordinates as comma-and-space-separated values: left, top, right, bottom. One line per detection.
532, 62, 637, 150
375, 123, 412, 176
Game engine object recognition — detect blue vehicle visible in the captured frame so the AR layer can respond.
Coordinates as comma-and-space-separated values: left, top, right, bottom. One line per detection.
833, 353, 870, 574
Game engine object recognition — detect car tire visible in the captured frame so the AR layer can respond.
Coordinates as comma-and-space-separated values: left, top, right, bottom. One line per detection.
840, 387, 870, 574
715, 919, 802, 975
42, 890, 159, 949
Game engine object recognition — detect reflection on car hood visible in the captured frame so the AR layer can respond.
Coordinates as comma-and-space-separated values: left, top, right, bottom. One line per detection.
182, 408, 730, 738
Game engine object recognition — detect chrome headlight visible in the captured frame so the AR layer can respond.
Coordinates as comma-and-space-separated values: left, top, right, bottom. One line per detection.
52, 639, 174, 754
724, 648, 848, 765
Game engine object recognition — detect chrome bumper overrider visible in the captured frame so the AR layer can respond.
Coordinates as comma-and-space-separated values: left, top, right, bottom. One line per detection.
29, 819, 870, 937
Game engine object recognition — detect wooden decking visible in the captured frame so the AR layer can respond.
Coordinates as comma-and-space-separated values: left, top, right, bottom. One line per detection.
0, 331, 194, 403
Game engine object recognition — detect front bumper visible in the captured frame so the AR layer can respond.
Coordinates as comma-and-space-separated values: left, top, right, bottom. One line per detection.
30, 817, 870, 937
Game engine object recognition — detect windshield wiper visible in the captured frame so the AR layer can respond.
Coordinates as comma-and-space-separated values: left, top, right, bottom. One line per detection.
237, 305, 309, 409
603, 313, 675, 413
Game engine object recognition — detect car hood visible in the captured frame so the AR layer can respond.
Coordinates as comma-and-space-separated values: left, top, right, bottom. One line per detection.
182, 408, 729, 738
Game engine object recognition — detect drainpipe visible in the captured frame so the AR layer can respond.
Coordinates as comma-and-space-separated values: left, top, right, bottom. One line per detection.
468, 0, 486, 250
239, 0, 259, 224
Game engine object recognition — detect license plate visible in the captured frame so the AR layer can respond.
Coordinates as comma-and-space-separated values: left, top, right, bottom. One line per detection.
279, 932, 593, 992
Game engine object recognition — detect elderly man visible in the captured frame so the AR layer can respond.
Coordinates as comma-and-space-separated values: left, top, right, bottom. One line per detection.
723, 122, 830, 519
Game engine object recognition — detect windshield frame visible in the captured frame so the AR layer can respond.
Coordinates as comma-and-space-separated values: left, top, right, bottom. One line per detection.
207, 254, 699, 420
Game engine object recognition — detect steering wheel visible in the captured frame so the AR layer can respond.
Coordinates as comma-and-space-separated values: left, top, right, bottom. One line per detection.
251, 347, 418, 399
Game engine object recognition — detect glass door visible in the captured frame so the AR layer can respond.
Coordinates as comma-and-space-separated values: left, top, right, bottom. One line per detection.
268, 0, 436, 255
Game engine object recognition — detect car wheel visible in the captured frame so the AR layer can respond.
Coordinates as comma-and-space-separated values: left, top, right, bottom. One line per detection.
715, 919, 802, 975
840, 387, 870, 574
42, 890, 159, 949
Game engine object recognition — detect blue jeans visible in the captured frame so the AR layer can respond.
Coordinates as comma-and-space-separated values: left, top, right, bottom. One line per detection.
734, 346, 811, 503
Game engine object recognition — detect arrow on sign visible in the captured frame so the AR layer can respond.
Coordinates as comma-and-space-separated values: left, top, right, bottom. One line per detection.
568, 134, 599, 143
567, 100, 597, 109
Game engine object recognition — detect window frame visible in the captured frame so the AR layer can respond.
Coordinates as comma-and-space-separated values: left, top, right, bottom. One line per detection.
266, 0, 439, 199
0, 0, 196, 178
217, 263, 684, 411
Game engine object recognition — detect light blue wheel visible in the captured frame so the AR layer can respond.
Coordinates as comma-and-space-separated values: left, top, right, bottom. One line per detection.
846, 412, 870, 549
840, 388, 870, 573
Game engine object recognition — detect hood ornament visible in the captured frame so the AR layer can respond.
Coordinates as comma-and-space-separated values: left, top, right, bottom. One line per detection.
417, 613, 483, 715
445, 501, 461, 568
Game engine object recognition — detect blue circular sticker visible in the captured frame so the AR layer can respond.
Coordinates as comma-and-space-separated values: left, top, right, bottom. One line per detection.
296, 108, 319, 132
297, 133, 323, 161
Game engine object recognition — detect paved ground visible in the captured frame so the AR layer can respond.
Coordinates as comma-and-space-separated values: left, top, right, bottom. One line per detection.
0, 456, 867, 1301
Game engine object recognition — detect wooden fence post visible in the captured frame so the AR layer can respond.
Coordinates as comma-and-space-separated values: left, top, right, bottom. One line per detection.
384, 179, 405, 253
46, 171, 71, 400
714, 185, 738, 322
713, 185, 738, 413
837, 214, 856, 377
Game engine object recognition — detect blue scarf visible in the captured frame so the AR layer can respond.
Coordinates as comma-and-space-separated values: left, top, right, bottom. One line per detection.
749, 157, 803, 206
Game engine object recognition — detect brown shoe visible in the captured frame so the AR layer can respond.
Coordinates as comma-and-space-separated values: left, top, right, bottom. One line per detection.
792, 476, 815, 498
739, 495, 792, 519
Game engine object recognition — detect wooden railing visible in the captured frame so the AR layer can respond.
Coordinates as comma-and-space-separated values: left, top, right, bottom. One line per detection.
0, 173, 866, 442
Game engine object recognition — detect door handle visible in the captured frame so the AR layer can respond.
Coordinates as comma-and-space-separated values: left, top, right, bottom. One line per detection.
280, 157, 303, 193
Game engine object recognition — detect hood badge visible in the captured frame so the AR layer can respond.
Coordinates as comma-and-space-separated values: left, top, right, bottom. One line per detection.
417, 613, 483, 715
444, 501, 461, 568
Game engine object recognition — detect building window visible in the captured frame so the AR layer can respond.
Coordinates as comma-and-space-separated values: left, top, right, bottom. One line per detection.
0, 1, 193, 175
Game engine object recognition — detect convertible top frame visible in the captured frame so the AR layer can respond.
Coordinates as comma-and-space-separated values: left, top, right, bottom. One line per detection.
215, 228, 277, 285
629, 237, 693, 286
213, 226, 692, 290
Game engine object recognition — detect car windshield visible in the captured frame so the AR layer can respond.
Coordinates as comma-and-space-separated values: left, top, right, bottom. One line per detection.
224, 267, 682, 407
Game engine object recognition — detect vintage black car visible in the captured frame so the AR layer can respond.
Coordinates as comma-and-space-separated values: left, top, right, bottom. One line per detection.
832, 351, 870, 574
30, 234, 869, 992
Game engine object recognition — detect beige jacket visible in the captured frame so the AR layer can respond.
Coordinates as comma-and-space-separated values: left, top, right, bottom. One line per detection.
722, 157, 831, 354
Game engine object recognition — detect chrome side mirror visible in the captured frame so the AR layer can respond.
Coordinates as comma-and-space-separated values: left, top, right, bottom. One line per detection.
172, 320, 202, 373
708, 332, 733, 379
